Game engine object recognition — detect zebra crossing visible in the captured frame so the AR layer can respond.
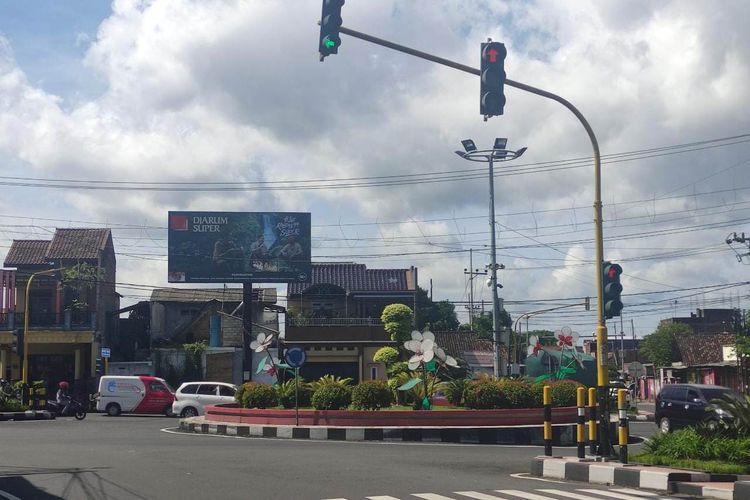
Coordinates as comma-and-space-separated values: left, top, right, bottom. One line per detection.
323, 487, 678, 500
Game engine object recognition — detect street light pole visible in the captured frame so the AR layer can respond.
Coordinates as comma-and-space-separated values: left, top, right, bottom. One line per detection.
22, 267, 65, 385
456, 140, 526, 378
487, 154, 503, 377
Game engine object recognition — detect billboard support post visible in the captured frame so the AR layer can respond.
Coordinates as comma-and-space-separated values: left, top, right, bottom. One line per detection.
243, 281, 253, 378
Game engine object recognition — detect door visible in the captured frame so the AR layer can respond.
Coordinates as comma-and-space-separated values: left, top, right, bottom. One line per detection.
136, 379, 173, 414
217, 384, 237, 406
195, 384, 220, 412
684, 388, 707, 425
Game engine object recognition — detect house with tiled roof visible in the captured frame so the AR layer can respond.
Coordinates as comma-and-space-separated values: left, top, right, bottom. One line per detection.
673, 330, 741, 391
0, 228, 117, 394
433, 330, 495, 376
284, 263, 417, 383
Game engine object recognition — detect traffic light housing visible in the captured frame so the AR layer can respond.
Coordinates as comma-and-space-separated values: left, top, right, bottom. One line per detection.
12, 328, 24, 359
319, 0, 344, 61
95, 358, 104, 377
602, 261, 623, 319
480, 41, 507, 117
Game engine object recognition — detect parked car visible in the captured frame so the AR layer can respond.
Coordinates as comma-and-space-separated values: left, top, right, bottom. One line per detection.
655, 383, 736, 433
172, 382, 237, 418
96, 376, 175, 417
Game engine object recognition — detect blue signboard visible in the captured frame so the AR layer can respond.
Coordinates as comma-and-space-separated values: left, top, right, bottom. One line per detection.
167, 211, 311, 283
284, 346, 307, 368
101, 347, 111, 359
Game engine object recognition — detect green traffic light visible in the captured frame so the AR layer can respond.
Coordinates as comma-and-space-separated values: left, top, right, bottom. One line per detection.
324, 39, 336, 48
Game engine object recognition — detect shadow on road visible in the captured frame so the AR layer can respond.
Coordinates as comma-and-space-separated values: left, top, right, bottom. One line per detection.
0, 466, 148, 500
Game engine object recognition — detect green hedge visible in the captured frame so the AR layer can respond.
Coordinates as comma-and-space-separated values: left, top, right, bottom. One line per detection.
548, 380, 581, 407
311, 384, 351, 410
464, 380, 507, 409
236, 382, 277, 409
350, 381, 393, 410
463, 378, 582, 409
645, 427, 750, 463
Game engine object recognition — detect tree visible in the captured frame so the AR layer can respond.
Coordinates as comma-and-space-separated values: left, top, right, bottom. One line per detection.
61, 262, 105, 310
413, 287, 459, 331
640, 322, 691, 367
381, 304, 413, 343
472, 310, 512, 340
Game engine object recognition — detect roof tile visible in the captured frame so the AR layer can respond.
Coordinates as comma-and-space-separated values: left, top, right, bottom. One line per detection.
674, 331, 736, 366
46, 228, 111, 260
288, 263, 415, 295
3, 240, 51, 266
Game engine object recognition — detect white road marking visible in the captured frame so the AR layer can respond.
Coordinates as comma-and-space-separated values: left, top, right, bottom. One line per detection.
495, 490, 562, 500
508, 473, 567, 484
412, 494, 457, 500
0, 490, 22, 500
454, 492, 510, 500
577, 489, 668, 500
609, 489, 658, 497
538, 489, 622, 500
367, 496, 402, 500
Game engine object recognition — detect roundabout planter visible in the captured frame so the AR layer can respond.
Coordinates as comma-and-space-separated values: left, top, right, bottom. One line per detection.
205, 403, 577, 427
181, 404, 579, 445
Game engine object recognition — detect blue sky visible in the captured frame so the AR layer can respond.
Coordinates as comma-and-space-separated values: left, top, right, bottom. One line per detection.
0, 1, 749, 340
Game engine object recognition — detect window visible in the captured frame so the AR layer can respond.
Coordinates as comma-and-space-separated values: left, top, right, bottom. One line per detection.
197, 384, 218, 395
687, 389, 700, 402
219, 385, 236, 397
149, 381, 167, 392
369, 365, 378, 380
180, 384, 199, 394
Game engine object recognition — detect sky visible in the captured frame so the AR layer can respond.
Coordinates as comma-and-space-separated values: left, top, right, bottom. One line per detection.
0, 0, 749, 341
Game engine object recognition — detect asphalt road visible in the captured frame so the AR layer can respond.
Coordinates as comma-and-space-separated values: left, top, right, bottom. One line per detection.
0, 416, 669, 500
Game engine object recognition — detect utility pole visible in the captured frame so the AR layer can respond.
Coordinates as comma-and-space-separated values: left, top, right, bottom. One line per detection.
464, 248, 485, 330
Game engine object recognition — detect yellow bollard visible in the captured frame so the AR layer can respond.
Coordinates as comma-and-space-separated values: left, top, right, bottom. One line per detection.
618, 389, 629, 463
543, 385, 552, 456
588, 387, 597, 455
576, 387, 586, 458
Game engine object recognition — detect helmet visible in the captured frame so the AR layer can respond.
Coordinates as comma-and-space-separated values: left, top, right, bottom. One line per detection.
58, 381, 69, 390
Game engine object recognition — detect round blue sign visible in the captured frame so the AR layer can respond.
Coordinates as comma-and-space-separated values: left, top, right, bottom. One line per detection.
284, 346, 307, 368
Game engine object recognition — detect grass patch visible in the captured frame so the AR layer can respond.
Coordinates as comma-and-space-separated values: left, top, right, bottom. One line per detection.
631, 453, 750, 475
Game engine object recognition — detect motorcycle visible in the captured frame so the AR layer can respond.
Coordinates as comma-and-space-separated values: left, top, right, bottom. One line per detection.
47, 398, 87, 420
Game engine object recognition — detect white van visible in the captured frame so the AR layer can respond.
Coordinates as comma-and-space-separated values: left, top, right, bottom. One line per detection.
96, 375, 175, 416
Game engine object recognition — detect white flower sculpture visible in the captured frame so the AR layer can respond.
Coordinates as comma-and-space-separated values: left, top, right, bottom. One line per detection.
527, 335, 543, 357
555, 326, 578, 349
403, 330, 458, 370
249, 332, 273, 352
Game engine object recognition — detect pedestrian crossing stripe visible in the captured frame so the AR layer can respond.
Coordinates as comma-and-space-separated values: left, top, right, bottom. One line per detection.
328, 487, 673, 500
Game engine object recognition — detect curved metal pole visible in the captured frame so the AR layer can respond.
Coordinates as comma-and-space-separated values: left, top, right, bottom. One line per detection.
22, 267, 65, 385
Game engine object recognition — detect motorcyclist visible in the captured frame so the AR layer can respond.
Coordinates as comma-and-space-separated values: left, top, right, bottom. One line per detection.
56, 381, 72, 415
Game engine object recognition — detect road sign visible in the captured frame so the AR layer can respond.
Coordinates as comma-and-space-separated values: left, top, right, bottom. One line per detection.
628, 361, 644, 378
284, 346, 306, 368
101, 347, 111, 359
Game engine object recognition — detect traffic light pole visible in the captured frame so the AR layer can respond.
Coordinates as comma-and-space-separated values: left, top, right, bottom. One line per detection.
336, 24, 610, 456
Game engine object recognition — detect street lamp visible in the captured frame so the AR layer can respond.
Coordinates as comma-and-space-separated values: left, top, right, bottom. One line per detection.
456, 138, 526, 377
22, 267, 65, 385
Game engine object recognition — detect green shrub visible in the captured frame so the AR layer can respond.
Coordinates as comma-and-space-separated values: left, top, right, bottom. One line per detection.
496, 380, 535, 408
308, 375, 353, 395
549, 380, 581, 407
443, 378, 470, 406
464, 380, 507, 409
277, 378, 311, 409
529, 381, 546, 408
311, 384, 351, 410
387, 361, 409, 376
351, 381, 393, 410
237, 382, 277, 409
0, 397, 28, 412
373, 347, 399, 366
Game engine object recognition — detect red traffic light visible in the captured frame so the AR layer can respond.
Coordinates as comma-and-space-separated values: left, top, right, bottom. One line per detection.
604, 263, 622, 279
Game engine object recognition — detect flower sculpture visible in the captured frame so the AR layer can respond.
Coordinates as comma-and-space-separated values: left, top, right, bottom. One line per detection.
556, 326, 578, 349
527, 335, 543, 357
401, 330, 459, 409
250, 332, 273, 352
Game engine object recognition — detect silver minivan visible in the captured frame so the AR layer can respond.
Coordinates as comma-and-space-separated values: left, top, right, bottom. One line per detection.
172, 381, 237, 417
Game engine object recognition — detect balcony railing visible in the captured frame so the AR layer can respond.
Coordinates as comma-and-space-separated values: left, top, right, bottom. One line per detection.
0, 311, 96, 331
287, 317, 383, 327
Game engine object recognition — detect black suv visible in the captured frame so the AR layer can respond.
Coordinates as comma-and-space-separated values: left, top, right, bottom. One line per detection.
655, 384, 735, 433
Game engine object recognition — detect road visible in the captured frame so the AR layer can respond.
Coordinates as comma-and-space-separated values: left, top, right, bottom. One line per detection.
0, 416, 671, 500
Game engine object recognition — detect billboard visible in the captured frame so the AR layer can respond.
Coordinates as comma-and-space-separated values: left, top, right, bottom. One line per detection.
167, 211, 311, 283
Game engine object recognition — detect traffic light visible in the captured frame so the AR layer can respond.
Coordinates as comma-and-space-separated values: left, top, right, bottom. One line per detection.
480, 41, 507, 117
602, 261, 623, 319
319, 0, 345, 61
95, 358, 104, 377
12, 328, 24, 360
